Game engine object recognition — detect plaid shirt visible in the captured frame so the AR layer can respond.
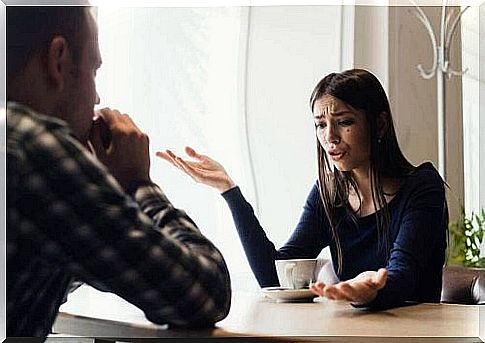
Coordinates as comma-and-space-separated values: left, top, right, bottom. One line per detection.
6, 102, 231, 337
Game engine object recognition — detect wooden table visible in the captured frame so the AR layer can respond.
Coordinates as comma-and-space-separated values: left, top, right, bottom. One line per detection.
53, 285, 484, 342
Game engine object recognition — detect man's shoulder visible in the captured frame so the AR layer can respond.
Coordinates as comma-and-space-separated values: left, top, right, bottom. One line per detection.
7, 102, 68, 135
7, 102, 76, 153
7, 102, 87, 169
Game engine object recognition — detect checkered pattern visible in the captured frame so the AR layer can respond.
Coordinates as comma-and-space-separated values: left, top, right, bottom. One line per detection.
7, 102, 231, 337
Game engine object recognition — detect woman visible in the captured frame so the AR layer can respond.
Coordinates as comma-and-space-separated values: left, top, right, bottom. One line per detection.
157, 69, 448, 309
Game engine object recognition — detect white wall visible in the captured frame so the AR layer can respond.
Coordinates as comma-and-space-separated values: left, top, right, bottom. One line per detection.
349, 6, 465, 222
388, 6, 464, 221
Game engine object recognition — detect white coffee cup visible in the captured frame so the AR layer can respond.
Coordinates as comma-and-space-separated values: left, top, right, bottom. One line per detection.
275, 258, 338, 289
275, 258, 317, 289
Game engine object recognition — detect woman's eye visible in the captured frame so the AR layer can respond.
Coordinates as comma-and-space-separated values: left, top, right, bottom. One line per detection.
315, 123, 326, 129
338, 120, 353, 126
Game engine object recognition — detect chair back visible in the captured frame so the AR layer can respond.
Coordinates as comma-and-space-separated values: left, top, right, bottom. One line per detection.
441, 265, 484, 304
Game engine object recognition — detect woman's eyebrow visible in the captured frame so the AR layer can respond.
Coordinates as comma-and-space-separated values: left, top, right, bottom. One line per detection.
314, 110, 353, 119
331, 111, 354, 116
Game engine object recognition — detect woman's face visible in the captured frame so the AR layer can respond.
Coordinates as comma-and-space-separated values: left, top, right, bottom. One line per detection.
313, 95, 371, 173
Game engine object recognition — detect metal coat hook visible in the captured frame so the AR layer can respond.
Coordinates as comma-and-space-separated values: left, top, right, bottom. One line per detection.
409, 0, 469, 180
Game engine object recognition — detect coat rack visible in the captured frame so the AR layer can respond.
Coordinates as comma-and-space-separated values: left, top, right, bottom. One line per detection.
410, 0, 469, 181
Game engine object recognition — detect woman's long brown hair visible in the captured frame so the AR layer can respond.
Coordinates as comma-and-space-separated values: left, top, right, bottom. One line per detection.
309, 69, 415, 275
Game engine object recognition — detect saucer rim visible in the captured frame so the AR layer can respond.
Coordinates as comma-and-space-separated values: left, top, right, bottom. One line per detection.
261, 286, 311, 292
261, 286, 317, 301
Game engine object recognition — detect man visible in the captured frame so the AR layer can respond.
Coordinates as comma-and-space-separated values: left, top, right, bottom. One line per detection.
6, 6, 231, 337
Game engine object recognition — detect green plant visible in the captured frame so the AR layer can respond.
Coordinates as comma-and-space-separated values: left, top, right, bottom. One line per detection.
448, 208, 485, 267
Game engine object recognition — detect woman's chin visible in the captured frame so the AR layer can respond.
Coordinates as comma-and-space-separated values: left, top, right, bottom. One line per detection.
333, 163, 352, 172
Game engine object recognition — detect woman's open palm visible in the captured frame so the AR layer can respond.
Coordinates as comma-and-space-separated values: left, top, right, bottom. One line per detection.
156, 146, 236, 193
310, 268, 388, 305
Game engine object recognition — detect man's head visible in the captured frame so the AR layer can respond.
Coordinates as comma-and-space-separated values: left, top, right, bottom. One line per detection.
7, 6, 102, 145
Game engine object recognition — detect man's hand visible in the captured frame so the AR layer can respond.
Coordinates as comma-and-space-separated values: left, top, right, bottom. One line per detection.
89, 108, 151, 191
310, 268, 388, 305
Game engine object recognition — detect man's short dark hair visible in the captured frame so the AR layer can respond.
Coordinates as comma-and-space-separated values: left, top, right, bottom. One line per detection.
7, 6, 89, 86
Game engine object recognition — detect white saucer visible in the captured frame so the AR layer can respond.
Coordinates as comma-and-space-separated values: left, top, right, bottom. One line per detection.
261, 287, 317, 302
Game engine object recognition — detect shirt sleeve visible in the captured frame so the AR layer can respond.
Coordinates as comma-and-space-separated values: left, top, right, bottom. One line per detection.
364, 169, 447, 309
222, 183, 329, 287
16, 123, 231, 327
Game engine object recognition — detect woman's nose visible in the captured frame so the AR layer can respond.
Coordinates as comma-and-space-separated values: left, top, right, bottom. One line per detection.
326, 124, 340, 144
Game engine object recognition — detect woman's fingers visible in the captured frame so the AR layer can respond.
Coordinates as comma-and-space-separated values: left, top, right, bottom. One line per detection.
322, 286, 338, 300
156, 149, 210, 184
156, 150, 194, 178
156, 150, 182, 170
159, 149, 201, 167
312, 282, 350, 301
165, 149, 179, 161
159, 148, 220, 172
316, 281, 370, 302
334, 282, 359, 302
156, 148, 234, 192
313, 269, 387, 304
156, 151, 173, 163
374, 268, 388, 289
174, 155, 194, 173
175, 156, 209, 181
323, 284, 351, 301
310, 281, 325, 296
185, 146, 205, 160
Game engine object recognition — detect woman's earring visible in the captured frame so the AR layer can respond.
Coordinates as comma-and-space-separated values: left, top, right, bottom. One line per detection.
377, 137, 382, 144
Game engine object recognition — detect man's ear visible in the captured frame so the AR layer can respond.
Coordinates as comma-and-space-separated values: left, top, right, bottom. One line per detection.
377, 111, 390, 138
46, 36, 71, 92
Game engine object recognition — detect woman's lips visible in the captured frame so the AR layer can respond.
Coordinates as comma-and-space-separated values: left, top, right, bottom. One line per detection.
329, 151, 346, 161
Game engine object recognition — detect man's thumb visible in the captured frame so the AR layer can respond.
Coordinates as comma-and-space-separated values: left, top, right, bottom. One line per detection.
89, 119, 108, 159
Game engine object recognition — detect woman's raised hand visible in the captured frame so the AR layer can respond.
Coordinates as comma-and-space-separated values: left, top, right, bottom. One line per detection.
156, 146, 236, 193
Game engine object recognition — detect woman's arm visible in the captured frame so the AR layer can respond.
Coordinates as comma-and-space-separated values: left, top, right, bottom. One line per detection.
311, 167, 447, 308
367, 168, 447, 308
157, 147, 330, 287
222, 183, 329, 287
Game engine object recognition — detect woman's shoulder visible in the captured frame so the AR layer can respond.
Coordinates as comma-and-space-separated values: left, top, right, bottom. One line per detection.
397, 162, 446, 199
308, 180, 321, 201
407, 162, 444, 185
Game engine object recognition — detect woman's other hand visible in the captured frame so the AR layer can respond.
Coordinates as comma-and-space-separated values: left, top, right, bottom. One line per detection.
310, 268, 388, 306
156, 146, 236, 193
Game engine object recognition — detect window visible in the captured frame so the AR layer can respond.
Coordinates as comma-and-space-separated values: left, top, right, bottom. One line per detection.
461, 4, 485, 255
96, 6, 342, 290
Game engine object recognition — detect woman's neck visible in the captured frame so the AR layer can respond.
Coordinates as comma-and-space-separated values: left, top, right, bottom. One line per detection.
350, 167, 372, 202
349, 166, 401, 216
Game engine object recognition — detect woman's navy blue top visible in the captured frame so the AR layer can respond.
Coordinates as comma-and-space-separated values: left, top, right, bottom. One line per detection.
222, 162, 448, 309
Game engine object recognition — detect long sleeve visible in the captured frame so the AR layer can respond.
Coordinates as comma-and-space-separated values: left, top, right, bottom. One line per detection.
7, 105, 231, 336
222, 183, 330, 287
365, 167, 447, 309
